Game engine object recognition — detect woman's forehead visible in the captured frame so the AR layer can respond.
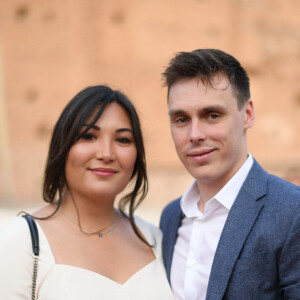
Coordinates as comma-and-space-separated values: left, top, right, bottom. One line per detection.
84, 102, 132, 129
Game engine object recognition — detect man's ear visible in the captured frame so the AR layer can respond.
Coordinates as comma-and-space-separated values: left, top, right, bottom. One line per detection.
243, 99, 255, 130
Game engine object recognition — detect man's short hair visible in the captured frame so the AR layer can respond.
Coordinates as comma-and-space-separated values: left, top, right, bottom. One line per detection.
162, 49, 250, 109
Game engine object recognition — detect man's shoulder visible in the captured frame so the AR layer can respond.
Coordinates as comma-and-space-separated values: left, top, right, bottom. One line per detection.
253, 160, 299, 191
161, 197, 182, 215
160, 197, 182, 228
248, 159, 300, 207
268, 172, 300, 190
266, 173, 300, 207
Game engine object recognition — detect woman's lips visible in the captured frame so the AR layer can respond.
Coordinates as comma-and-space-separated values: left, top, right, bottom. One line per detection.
187, 149, 215, 163
89, 168, 118, 177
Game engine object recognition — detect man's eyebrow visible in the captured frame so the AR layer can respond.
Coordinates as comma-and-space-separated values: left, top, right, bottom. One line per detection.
201, 105, 226, 113
169, 105, 226, 116
168, 109, 187, 116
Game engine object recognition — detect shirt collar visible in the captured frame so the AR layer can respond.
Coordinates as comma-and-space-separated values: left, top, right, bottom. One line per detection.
181, 154, 254, 217
215, 154, 253, 210
180, 180, 201, 218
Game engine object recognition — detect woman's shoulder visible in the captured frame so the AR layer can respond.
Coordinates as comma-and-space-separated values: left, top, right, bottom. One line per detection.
134, 215, 161, 237
0, 216, 36, 294
0, 215, 54, 263
0, 215, 55, 297
0, 216, 37, 265
0, 216, 30, 243
133, 215, 163, 253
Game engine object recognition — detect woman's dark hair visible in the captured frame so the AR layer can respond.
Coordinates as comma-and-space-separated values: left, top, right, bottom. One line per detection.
42, 85, 149, 245
162, 49, 250, 109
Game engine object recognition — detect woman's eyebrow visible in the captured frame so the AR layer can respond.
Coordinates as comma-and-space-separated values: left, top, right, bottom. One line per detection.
116, 128, 133, 133
83, 125, 133, 133
83, 124, 100, 130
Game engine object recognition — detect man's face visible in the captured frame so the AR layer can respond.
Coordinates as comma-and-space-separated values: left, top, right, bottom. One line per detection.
168, 75, 254, 190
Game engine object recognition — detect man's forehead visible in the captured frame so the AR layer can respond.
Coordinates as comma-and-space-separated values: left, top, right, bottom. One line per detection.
209, 72, 231, 90
167, 74, 239, 113
169, 75, 233, 100
169, 74, 231, 95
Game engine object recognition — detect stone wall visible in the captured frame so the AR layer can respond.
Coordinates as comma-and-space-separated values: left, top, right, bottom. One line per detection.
0, 0, 299, 209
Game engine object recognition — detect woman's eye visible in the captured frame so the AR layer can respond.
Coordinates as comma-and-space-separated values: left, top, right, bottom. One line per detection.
116, 137, 131, 144
82, 133, 95, 140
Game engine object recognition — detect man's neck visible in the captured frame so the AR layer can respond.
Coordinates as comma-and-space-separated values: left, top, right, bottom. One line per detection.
197, 180, 225, 213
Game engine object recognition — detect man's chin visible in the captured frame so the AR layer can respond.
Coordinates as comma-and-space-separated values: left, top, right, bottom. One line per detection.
190, 172, 215, 183
187, 164, 213, 180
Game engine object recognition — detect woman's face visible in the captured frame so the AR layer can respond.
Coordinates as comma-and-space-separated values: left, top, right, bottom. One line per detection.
65, 102, 137, 202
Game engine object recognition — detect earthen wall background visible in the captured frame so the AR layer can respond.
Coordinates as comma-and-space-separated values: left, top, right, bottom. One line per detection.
0, 0, 299, 217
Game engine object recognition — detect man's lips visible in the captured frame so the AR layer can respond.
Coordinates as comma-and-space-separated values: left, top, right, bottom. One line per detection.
187, 148, 215, 163
89, 168, 118, 176
187, 149, 215, 157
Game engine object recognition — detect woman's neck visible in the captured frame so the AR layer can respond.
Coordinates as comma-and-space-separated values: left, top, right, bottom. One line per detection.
59, 191, 118, 231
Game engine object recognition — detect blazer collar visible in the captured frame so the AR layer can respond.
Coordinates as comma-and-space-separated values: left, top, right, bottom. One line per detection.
206, 159, 268, 300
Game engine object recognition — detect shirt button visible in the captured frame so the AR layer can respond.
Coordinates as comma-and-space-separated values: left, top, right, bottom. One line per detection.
189, 259, 197, 267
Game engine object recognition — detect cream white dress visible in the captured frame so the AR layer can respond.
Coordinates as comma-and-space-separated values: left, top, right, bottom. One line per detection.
0, 216, 174, 300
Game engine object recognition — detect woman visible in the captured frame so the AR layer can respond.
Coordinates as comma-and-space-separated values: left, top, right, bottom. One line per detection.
0, 85, 174, 299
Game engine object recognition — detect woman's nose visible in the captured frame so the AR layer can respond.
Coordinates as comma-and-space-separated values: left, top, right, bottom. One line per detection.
95, 140, 115, 162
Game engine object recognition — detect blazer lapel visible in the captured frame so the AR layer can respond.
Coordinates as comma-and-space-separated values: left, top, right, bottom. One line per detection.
161, 199, 183, 282
206, 161, 268, 300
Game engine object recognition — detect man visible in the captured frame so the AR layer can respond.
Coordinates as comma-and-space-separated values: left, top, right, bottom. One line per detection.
160, 49, 300, 299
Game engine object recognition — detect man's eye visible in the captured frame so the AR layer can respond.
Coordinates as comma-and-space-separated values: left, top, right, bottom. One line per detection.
208, 113, 220, 120
176, 117, 188, 124
116, 137, 131, 144
82, 133, 95, 140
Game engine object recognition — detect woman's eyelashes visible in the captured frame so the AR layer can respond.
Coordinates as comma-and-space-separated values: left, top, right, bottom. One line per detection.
116, 136, 133, 144
81, 133, 96, 140
80, 132, 133, 145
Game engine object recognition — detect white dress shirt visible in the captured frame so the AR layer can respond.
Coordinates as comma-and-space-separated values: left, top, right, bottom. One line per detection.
170, 155, 253, 300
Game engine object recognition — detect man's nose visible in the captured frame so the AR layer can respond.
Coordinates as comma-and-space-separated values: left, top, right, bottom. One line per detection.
95, 139, 115, 162
189, 121, 206, 143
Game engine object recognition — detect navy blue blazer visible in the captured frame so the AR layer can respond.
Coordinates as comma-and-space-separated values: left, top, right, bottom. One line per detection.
160, 160, 300, 299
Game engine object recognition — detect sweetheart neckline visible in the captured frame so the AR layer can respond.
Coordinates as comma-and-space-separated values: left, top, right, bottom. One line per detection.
53, 259, 158, 286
